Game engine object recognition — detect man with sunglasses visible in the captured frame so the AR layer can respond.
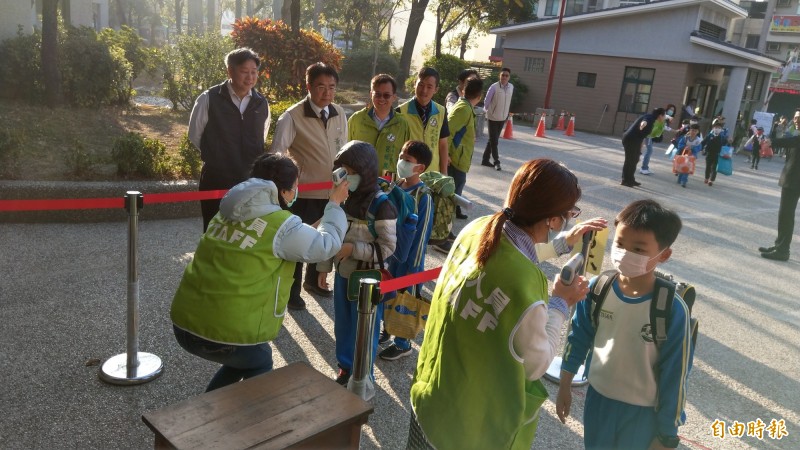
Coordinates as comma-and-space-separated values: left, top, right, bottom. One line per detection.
348, 74, 410, 180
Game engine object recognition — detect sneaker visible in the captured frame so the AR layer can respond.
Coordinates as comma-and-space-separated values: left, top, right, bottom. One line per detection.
287, 295, 306, 310
428, 238, 448, 246
379, 329, 392, 345
379, 344, 412, 361
708, 181, 713, 186
704, 179, 709, 184
494, 162, 502, 171
681, 182, 686, 188
335, 367, 351, 386
481, 160, 494, 167
759, 245, 777, 253
433, 240, 452, 254
303, 281, 332, 297
620, 180, 641, 187
447, 231, 457, 242
639, 169, 653, 175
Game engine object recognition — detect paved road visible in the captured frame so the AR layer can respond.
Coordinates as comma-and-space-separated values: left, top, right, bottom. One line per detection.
1, 125, 798, 449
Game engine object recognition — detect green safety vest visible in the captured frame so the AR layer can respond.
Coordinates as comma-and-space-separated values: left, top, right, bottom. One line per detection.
171, 209, 294, 344
348, 107, 410, 176
398, 99, 445, 172
447, 98, 476, 173
411, 217, 550, 450
648, 119, 666, 138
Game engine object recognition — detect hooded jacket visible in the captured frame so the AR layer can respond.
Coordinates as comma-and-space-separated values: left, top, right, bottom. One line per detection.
318, 141, 398, 278
171, 178, 347, 344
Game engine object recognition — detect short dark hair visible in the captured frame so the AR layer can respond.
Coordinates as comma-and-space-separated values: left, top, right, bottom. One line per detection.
250, 153, 299, 208
457, 69, 479, 82
417, 67, 440, 87
463, 78, 483, 100
306, 62, 339, 85
652, 107, 666, 117
501, 67, 511, 74
225, 48, 260, 69
689, 124, 700, 130
401, 140, 433, 170
371, 73, 397, 93
615, 199, 682, 250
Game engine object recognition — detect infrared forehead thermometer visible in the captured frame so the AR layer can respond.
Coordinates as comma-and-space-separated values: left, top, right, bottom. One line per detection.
560, 231, 595, 286
332, 168, 347, 185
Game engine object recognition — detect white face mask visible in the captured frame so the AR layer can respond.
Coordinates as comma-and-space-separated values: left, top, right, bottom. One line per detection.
547, 215, 570, 242
712, 127, 722, 135
611, 247, 664, 278
396, 160, 418, 179
347, 174, 361, 192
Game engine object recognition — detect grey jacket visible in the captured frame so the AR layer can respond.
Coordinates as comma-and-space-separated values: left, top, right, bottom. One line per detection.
219, 178, 347, 262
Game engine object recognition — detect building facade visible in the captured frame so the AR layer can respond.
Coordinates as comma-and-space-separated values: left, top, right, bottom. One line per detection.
491, 0, 782, 134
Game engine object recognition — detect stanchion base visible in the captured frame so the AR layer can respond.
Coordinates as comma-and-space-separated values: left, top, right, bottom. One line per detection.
543, 356, 588, 386
347, 377, 376, 402
99, 352, 163, 386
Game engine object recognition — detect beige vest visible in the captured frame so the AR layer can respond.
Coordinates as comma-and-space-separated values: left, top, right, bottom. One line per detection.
286, 99, 347, 199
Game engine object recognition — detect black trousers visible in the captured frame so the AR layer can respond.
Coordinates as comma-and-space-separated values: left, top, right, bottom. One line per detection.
482, 119, 505, 164
621, 140, 642, 183
199, 167, 241, 232
289, 198, 330, 297
775, 187, 800, 253
705, 153, 719, 182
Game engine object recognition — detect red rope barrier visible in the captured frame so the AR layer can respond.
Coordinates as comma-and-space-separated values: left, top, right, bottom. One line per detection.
380, 267, 442, 293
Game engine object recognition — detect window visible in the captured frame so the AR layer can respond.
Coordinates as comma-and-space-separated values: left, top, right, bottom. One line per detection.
698, 20, 726, 40
778, 0, 791, 6
544, 0, 560, 16
745, 34, 760, 49
767, 42, 782, 53
618, 67, 655, 114
523, 57, 545, 73
577, 72, 597, 88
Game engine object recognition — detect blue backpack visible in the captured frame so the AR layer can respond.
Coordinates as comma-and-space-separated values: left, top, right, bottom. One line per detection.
366, 178, 419, 265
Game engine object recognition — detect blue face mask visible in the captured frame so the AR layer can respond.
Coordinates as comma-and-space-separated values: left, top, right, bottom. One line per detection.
347, 174, 361, 192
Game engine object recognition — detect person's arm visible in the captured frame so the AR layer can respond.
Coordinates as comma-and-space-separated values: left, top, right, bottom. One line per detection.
484, 84, 496, 109
352, 202, 397, 264
512, 296, 570, 381
447, 105, 469, 149
653, 296, 693, 446
555, 286, 596, 423
438, 114, 450, 172
188, 91, 209, 149
270, 112, 296, 154
274, 204, 347, 263
263, 105, 271, 145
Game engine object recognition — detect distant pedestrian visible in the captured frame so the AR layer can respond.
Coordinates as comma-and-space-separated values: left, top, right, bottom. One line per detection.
481, 67, 514, 172
445, 69, 479, 111
675, 124, 702, 188
701, 120, 725, 186
749, 127, 767, 170
621, 107, 666, 187
640, 104, 674, 175
446, 77, 484, 223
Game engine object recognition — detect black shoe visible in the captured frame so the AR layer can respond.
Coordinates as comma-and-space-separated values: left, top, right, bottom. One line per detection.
433, 240, 453, 254
303, 281, 332, 297
379, 329, 392, 345
494, 161, 502, 171
447, 231, 457, 242
761, 250, 789, 261
758, 245, 776, 253
428, 238, 448, 246
379, 344, 412, 361
335, 367, 351, 386
620, 180, 641, 187
456, 211, 468, 220
287, 294, 306, 310
481, 160, 493, 167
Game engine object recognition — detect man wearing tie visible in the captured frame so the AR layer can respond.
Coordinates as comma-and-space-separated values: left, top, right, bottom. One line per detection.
272, 62, 348, 310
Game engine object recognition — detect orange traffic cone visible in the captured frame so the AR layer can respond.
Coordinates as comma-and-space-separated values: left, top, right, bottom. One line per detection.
503, 115, 514, 139
564, 115, 575, 136
534, 114, 546, 138
555, 112, 566, 131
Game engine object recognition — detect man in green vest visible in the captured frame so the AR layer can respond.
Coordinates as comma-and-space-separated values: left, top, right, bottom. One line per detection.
447, 77, 483, 223
348, 74, 410, 179
397, 67, 450, 174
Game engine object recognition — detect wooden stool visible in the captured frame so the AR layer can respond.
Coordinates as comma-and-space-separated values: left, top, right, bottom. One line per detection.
142, 362, 374, 449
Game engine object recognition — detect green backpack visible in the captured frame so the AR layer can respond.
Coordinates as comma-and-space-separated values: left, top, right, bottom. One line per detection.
419, 171, 456, 242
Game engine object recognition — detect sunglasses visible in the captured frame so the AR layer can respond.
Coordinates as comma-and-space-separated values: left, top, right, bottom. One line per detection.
372, 92, 394, 100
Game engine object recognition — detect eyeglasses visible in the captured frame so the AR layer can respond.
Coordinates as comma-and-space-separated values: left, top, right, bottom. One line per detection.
313, 85, 336, 93
372, 92, 394, 100
566, 206, 581, 219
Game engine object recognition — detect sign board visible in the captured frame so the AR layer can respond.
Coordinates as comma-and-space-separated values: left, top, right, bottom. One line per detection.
753, 111, 775, 136
771, 15, 800, 33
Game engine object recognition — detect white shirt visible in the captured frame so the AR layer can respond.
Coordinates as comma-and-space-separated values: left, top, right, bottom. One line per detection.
188, 81, 271, 149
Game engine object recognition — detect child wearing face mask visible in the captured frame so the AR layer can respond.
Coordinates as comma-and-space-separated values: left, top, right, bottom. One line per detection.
378, 141, 435, 361
317, 141, 398, 386
556, 199, 692, 450
701, 119, 725, 186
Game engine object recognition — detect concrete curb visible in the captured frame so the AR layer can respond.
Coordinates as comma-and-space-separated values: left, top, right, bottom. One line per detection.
0, 179, 201, 223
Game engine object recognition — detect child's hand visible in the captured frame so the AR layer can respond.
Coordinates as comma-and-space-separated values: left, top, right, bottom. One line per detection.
556, 385, 572, 424
552, 274, 589, 307
335, 242, 354, 262
317, 273, 330, 291
329, 180, 349, 205
564, 217, 608, 247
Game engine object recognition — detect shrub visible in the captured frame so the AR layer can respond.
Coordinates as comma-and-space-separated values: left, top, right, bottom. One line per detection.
420, 54, 470, 106
0, 27, 44, 102
111, 132, 174, 178
265, 99, 300, 149
339, 48, 400, 82
176, 133, 202, 179
64, 138, 97, 177
60, 26, 133, 106
232, 17, 342, 100
157, 33, 233, 110
482, 69, 529, 112
0, 127, 24, 178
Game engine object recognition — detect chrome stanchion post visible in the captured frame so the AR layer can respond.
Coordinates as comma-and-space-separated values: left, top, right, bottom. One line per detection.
100, 191, 163, 385
348, 277, 380, 401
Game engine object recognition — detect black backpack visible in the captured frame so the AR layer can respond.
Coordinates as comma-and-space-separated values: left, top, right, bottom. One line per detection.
589, 270, 698, 348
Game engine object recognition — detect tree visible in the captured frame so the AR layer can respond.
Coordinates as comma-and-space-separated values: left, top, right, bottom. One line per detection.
398, 0, 429, 90
175, 0, 184, 34
207, 0, 217, 32
41, 0, 62, 107
433, 0, 472, 58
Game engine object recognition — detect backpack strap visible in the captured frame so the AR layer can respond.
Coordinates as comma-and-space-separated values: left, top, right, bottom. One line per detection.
365, 192, 389, 239
651, 277, 676, 348
589, 270, 619, 329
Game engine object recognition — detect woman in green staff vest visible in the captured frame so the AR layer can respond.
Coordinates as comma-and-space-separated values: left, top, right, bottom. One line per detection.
171, 153, 350, 392
408, 159, 604, 450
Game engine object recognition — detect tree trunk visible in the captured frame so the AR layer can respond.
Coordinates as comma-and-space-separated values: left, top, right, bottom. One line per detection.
207, 0, 216, 32
313, 0, 323, 31
236, 0, 243, 18
175, 0, 183, 34
434, 5, 443, 58
42, 0, 62, 107
352, 0, 367, 51
398, 0, 429, 90
290, 0, 300, 35
116, 0, 128, 26
459, 26, 472, 60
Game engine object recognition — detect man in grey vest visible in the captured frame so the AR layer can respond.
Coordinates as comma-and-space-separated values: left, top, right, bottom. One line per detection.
189, 48, 270, 232
481, 67, 514, 172
272, 63, 348, 310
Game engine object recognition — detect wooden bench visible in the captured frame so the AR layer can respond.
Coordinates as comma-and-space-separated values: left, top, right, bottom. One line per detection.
142, 362, 374, 449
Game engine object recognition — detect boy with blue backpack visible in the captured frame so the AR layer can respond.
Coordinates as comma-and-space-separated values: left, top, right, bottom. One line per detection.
556, 199, 694, 450
379, 141, 435, 361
